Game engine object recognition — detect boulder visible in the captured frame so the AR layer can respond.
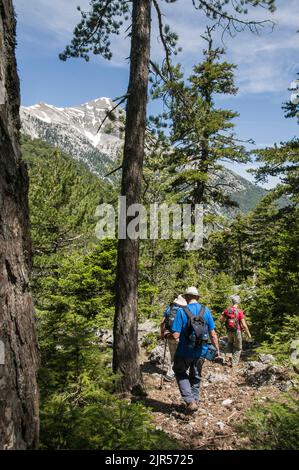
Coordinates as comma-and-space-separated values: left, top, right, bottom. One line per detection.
243, 361, 292, 389
258, 354, 276, 364
96, 329, 113, 347
149, 343, 170, 365
96, 320, 159, 348
206, 372, 229, 384
138, 320, 159, 336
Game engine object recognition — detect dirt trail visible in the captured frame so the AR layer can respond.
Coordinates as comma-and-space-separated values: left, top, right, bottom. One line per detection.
141, 357, 281, 450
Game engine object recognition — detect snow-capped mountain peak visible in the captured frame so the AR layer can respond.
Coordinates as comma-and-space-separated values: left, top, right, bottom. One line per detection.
20, 96, 268, 215
21, 97, 124, 163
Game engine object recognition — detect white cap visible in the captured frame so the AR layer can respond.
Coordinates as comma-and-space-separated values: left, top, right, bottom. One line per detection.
185, 286, 199, 297
173, 295, 187, 307
230, 294, 241, 304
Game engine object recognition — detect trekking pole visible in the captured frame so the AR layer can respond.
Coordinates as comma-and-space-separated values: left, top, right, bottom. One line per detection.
217, 323, 227, 365
159, 339, 167, 390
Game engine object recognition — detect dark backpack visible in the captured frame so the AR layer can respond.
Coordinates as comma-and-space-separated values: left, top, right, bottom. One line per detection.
225, 307, 239, 332
164, 304, 179, 332
182, 304, 208, 350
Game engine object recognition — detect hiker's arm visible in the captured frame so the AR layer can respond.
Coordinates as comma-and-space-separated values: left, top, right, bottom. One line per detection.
172, 332, 180, 343
241, 319, 251, 338
220, 310, 227, 323
210, 329, 220, 357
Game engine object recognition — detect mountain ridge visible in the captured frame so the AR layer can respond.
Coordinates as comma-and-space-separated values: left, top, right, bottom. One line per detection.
20, 97, 268, 215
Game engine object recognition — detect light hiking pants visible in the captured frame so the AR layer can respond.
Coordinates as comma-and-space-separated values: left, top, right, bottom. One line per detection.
226, 330, 242, 365
166, 337, 178, 377
173, 356, 204, 404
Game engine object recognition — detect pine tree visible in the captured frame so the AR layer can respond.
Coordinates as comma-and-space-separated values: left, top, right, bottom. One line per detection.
150, 27, 250, 210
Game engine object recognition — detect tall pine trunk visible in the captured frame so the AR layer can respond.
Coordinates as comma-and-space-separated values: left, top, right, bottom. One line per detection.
0, 0, 39, 449
113, 0, 151, 393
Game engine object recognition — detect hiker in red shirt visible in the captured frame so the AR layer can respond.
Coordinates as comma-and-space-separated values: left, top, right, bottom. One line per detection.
220, 294, 251, 367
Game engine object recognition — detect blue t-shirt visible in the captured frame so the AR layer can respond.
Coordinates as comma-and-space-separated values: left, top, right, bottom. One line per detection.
172, 303, 215, 359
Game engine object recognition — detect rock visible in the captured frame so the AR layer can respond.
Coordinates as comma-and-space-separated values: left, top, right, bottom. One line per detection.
96, 320, 158, 348
197, 407, 207, 414
167, 431, 183, 440
96, 329, 113, 346
149, 344, 168, 365
138, 320, 159, 337
206, 372, 229, 383
276, 380, 295, 392
217, 421, 225, 431
246, 361, 267, 372
259, 354, 276, 364
222, 399, 233, 407
244, 361, 291, 389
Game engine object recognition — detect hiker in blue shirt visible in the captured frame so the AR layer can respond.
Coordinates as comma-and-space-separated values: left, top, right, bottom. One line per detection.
172, 286, 220, 412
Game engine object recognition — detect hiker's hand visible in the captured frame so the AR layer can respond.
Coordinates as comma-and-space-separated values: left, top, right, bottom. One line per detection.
162, 330, 171, 339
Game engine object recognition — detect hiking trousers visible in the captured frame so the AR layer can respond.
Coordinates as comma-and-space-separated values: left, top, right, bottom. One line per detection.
166, 337, 178, 377
226, 330, 242, 365
173, 355, 204, 404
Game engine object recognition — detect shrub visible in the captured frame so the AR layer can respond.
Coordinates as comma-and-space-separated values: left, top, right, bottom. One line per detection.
40, 374, 178, 450
237, 393, 299, 450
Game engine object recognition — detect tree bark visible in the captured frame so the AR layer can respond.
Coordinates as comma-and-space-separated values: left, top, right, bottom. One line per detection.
113, 0, 151, 393
0, 0, 39, 449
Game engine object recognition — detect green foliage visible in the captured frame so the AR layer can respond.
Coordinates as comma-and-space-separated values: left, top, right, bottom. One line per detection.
142, 332, 159, 354
149, 28, 249, 209
40, 373, 178, 450
251, 138, 299, 202
257, 316, 299, 365
237, 393, 299, 450
59, 1, 130, 62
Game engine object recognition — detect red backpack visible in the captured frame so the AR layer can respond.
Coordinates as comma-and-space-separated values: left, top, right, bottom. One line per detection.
225, 307, 239, 332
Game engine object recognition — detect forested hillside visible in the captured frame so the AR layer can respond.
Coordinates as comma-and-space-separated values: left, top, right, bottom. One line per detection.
21, 135, 298, 449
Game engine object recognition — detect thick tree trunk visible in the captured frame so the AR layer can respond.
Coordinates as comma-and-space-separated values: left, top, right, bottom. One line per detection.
113, 0, 151, 393
0, 0, 39, 449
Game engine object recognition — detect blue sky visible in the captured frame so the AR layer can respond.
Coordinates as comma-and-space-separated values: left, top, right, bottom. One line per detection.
13, 0, 298, 187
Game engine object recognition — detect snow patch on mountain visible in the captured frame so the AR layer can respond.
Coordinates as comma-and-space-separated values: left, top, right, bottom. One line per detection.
21, 97, 124, 162
21, 97, 267, 215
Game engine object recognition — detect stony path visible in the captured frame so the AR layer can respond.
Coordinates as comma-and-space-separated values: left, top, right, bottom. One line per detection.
141, 358, 282, 450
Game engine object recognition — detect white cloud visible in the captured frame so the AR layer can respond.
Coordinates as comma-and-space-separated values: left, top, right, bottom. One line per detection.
14, 0, 90, 39
13, 0, 299, 94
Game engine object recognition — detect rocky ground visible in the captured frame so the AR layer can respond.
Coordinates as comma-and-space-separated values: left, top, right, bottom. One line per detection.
140, 345, 295, 450
98, 321, 297, 450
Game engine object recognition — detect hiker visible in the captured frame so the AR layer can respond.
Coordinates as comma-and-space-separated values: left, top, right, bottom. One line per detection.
161, 295, 187, 381
171, 287, 220, 412
220, 294, 252, 367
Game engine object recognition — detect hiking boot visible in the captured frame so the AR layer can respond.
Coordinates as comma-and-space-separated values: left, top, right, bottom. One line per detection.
185, 401, 198, 413
164, 374, 175, 382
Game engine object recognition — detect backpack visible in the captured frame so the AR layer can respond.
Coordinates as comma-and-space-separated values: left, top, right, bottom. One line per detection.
164, 304, 179, 332
225, 307, 239, 332
182, 304, 208, 350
